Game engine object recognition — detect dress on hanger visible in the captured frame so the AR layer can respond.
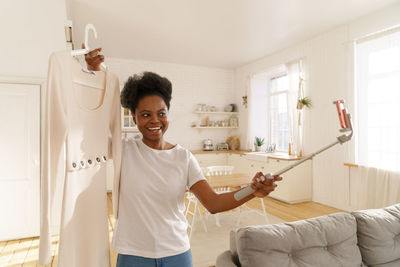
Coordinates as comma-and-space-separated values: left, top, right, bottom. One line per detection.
39, 51, 121, 267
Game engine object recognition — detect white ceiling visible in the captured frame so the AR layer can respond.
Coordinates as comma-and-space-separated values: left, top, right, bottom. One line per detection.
68, 0, 399, 69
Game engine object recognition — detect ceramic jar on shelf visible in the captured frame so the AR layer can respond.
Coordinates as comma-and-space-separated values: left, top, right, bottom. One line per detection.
229, 116, 239, 127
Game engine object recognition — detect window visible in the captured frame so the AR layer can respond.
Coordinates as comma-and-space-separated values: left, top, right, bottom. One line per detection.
356, 29, 400, 171
250, 64, 296, 153
251, 65, 291, 151
268, 75, 290, 152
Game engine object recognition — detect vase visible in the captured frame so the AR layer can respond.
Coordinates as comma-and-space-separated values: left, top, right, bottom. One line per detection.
297, 101, 304, 110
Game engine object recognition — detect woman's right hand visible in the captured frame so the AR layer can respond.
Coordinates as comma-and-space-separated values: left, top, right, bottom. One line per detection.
82, 43, 104, 71
250, 172, 282, 198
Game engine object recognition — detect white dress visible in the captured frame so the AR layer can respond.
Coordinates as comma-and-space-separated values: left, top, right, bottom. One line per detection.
39, 51, 121, 267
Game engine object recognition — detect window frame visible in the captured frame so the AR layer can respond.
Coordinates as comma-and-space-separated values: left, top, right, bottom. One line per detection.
267, 72, 290, 152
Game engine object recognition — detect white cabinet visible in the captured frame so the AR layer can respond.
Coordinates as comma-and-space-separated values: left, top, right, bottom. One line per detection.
194, 153, 228, 167
266, 159, 312, 204
243, 157, 312, 204
122, 107, 138, 133
249, 161, 266, 173
194, 152, 313, 204
227, 153, 250, 173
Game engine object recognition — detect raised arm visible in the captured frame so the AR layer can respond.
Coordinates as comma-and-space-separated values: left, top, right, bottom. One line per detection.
190, 172, 282, 214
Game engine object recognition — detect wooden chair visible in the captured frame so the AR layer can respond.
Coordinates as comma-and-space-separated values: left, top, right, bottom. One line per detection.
184, 166, 235, 239
184, 191, 207, 240
236, 187, 269, 226
203, 166, 235, 226
203, 165, 235, 193
205, 166, 269, 226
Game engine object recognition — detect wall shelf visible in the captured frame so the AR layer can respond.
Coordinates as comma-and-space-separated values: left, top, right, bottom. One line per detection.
192, 110, 239, 129
191, 126, 238, 129
194, 111, 239, 115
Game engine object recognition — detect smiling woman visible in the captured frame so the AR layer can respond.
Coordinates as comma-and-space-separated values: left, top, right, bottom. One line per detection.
90, 69, 282, 267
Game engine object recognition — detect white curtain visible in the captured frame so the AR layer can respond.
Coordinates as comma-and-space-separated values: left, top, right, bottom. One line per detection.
286, 61, 302, 156
356, 29, 400, 171
350, 165, 400, 210
245, 75, 255, 150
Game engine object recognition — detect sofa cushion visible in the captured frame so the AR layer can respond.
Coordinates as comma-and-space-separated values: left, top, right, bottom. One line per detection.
234, 212, 364, 267
351, 203, 400, 266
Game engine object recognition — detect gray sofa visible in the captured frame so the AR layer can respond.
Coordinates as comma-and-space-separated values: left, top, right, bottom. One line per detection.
216, 203, 400, 267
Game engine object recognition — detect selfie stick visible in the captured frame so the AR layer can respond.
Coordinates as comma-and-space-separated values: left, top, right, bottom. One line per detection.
234, 100, 353, 201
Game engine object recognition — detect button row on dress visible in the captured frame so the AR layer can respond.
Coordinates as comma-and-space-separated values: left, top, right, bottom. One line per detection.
71, 155, 107, 170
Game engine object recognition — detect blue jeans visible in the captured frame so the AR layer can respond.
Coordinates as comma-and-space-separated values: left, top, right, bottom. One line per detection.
116, 250, 193, 267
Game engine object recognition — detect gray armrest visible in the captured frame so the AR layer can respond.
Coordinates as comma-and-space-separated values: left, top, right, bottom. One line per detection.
216, 250, 239, 267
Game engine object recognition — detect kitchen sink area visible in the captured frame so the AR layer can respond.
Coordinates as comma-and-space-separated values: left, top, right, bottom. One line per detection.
245, 151, 301, 162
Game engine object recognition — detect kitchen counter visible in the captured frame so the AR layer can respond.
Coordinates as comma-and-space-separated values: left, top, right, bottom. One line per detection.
191, 150, 302, 161
245, 152, 302, 161
191, 150, 311, 204
191, 150, 248, 155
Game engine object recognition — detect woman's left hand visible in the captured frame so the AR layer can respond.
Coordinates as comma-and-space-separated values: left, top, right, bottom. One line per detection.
250, 172, 282, 198
82, 44, 104, 71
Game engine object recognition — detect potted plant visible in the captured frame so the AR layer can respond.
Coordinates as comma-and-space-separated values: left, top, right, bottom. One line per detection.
297, 96, 312, 110
254, 136, 265, 151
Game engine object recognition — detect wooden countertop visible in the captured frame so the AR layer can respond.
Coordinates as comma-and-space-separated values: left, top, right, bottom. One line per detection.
191, 150, 249, 155
266, 154, 302, 161
191, 150, 303, 161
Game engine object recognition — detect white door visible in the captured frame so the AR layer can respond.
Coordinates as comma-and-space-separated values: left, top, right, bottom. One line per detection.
0, 82, 40, 240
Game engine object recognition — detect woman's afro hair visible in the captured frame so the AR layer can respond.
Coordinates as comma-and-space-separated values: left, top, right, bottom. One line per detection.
120, 71, 172, 113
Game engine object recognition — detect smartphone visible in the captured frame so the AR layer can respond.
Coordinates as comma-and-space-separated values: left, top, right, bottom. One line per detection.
335, 100, 348, 129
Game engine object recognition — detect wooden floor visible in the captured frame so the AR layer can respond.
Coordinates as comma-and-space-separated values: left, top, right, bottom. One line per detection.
0, 193, 343, 266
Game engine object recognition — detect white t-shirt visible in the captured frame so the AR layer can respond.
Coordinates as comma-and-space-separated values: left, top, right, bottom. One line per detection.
111, 138, 206, 258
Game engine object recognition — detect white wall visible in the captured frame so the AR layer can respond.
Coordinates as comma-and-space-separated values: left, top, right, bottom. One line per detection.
106, 58, 236, 150
0, 1, 67, 239
0, 1, 67, 78
235, 3, 400, 211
